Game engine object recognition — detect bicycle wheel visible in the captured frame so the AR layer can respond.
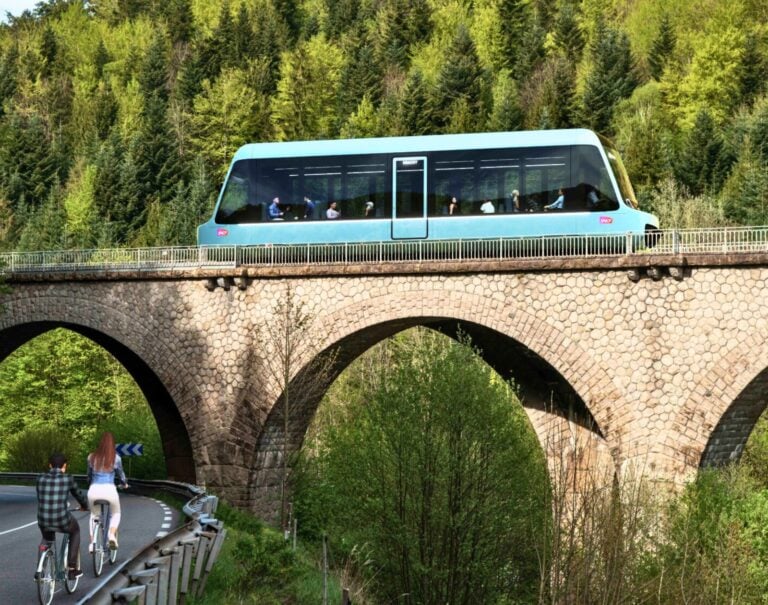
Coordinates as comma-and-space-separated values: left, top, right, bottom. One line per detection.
36, 549, 55, 605
63, 539, 79, 594
92, 522, 105, 577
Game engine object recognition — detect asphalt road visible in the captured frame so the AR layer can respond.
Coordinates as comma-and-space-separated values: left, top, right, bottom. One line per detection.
0, 484, 181, 604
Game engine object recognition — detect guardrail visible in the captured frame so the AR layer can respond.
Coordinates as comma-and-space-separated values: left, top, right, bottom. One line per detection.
1, 226, 768, 275
79, 485, 225, 605
0, 473, 225, 604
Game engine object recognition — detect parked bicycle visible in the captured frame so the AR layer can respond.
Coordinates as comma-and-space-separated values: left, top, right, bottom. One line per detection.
91, 499, 118, 577
35, 513, 82, 605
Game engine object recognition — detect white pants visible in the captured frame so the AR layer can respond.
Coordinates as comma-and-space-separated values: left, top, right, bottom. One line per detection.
88, 483, 121, 533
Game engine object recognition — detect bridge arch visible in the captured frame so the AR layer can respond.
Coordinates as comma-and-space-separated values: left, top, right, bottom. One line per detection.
0, 294, 198, 482
676, 330, 768, 474
249, 287, 627, 517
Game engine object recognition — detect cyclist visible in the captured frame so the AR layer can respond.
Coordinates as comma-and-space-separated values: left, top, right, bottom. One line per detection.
86, 432, 128, 551
36, 452, 88, 581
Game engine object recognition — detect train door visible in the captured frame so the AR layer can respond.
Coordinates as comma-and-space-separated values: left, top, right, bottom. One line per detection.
392, 157, 427, 239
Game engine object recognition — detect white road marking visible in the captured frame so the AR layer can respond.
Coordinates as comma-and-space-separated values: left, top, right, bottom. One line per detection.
0, 520, 37, 536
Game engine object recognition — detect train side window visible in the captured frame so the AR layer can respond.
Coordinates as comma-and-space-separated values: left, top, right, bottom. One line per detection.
571, 145, 619, 211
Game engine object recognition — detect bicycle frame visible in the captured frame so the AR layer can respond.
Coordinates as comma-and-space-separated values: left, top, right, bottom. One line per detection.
36, 532, 78, 604
91, 499, 116, 576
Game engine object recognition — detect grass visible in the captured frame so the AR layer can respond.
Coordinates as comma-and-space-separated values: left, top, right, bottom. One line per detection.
189, 501, 343, 604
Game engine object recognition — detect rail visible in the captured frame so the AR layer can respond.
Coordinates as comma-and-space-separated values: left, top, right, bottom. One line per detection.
0, 473, 225, 604
1, 226, 768, 274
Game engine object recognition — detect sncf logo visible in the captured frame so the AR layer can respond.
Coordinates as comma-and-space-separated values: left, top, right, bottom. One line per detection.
599, 216, 613, 224
217, 228, 229, 237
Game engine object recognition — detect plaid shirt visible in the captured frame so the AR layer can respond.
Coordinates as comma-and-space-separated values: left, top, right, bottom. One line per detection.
36, 468, 87, 532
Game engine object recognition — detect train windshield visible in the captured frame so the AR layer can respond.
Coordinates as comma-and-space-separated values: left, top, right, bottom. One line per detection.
601, 140, 638, 209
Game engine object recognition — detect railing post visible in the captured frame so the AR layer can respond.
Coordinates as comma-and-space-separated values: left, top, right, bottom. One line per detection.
625, 232, 633, 255
673, 230, 680, 255
112, 585, 147, 604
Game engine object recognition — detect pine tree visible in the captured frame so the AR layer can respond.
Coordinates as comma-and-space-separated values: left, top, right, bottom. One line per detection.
93, 40, 110, 81
17, 180, 67, 251
0, 46, 19, 119
93, 132, 126, 227
581, 21, 637, 134
199, 4, 234, 81
720, 140, 768, 225
740, 34, 767, 108
134, 94, 182, 208
487, 71, 523, 132
435, 25, 485, 131
553, 1, 584, 61
93, 81, 118, 140
140, 34, 169, 102
164, 0, 193, 45
674, 110, 722, 196
0, 113, 62, 210
177, 50, 206, 104
498, 0, 531, 79
395, 71, 434, 136
648, 14, 676, 81
39, 25, 58, 79
233, 4, 256, 62
326, 0, 360, 39
337, 34, 383, 124
252, 0, 287, 94
273, 0, 300, 42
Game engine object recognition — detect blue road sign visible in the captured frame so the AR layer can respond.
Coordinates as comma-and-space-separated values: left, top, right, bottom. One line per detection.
116, 443, 144, 457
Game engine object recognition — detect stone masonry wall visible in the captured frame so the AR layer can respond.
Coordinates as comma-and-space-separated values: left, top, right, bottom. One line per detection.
2, 262, 768, 515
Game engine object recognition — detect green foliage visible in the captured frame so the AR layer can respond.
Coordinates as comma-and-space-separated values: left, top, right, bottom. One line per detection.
295, 328, 548, 604
0, 328, 160, 477
581, 20, 638, 134
435, 24, 486, 132
674, 110, 723, 195
2, 425, 82, 473
647, 13, 675, 81
191, 501, 343, 604
189, 66, 269, 178
0, 0, 766, 244
271, 35, 344, 141
666, 25, 745, 131
640, 467, 768, 603
720, 139, 768, 224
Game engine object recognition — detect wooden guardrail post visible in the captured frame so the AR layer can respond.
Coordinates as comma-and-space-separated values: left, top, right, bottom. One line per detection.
145, 554, 173, 604
178, 539, 197, 604
342, 588, 352, 605
129, 568, 160, 605
197, 527, 227, 597
112, 585, 147, 604
160, 546, 182, 603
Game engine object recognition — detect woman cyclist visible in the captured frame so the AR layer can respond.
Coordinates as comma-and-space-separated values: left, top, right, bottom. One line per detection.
87, 432, 128, 550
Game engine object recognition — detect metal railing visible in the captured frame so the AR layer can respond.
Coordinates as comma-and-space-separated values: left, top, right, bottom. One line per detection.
1, 227, 768, 275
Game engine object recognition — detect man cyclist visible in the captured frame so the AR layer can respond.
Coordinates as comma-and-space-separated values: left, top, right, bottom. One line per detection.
36, 452, 88, 580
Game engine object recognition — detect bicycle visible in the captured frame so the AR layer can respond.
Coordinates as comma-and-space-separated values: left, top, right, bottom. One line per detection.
90, 499, 118, 577
34, 523, 81, 605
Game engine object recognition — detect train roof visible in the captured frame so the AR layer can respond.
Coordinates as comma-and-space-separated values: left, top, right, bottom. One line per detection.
232, 129, 605, 161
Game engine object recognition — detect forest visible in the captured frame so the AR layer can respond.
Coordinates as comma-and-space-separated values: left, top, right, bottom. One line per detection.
0, 0, 767, 251
3, 0, 768, 603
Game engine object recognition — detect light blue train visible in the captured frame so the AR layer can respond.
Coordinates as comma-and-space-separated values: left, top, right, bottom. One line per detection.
197, 129, 659, 247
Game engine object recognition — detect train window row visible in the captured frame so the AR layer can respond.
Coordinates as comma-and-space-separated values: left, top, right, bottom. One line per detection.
215, 145, 620, 224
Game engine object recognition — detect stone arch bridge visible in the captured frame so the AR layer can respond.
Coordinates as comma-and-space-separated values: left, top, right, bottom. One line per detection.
2, 253, 767, 518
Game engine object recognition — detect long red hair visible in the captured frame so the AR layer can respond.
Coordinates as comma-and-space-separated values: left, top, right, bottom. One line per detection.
90, 431, 116, 472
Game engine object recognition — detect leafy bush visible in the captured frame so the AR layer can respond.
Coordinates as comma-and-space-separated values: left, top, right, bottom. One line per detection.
2, 425, 84, 473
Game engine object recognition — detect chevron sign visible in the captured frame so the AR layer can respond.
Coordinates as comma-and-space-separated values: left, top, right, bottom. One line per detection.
116, 443, 144, 457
